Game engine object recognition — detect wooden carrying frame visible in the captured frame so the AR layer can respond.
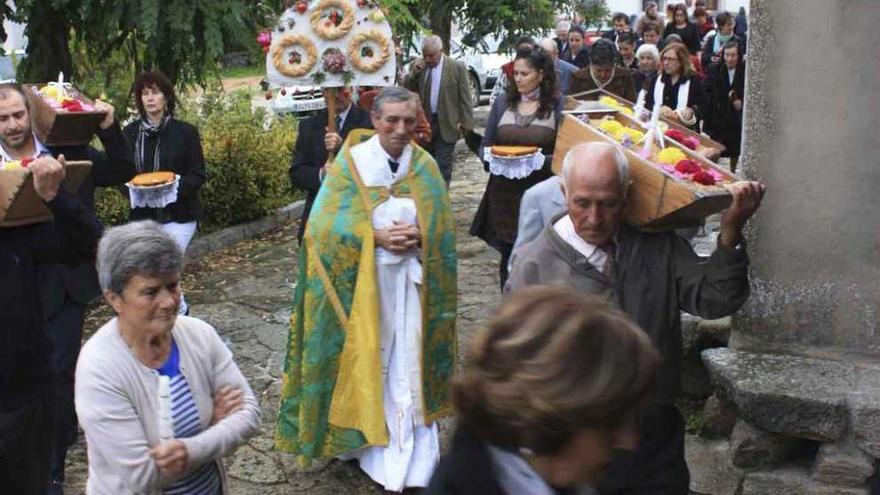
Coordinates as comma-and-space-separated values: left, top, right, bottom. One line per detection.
0, 161, 92, 227
553, 114, 733, 230
25, 85, 106, 147
566, 89, 726, 159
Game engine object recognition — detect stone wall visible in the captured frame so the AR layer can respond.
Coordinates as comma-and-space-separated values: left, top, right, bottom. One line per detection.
735, 0, 880, 353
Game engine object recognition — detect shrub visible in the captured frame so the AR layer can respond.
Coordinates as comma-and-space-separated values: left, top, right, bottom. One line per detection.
95, 90, 301, 232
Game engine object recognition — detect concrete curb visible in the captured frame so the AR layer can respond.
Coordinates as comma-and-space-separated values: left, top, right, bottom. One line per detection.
186, 200, 304, 261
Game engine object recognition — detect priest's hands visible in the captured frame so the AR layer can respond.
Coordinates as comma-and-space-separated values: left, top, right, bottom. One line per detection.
374, 221, 421, 254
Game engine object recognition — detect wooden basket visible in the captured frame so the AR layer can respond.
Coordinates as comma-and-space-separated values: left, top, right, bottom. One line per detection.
0, 161, 92, 227
566, 90, 726, 159
552, 114, 733, 230
25, 85, 106, 147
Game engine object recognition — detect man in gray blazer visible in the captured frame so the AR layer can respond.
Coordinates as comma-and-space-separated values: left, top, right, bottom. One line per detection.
539, 37, 577, 95
404, 35, 474, 185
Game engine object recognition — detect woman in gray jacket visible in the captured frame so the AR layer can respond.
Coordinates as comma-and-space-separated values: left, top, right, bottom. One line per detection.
75, 221, 260, 494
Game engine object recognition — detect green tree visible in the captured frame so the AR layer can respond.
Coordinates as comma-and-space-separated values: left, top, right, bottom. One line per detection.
12, 0, 250, 85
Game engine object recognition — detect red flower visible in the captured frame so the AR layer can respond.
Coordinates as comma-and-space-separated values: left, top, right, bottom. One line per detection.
665, 129, 687, 141
675, 159, 702, 175
60, 99, 84, 112
692, 170, 716, 185
21, 157, 33, 168
683, 136, 701, 150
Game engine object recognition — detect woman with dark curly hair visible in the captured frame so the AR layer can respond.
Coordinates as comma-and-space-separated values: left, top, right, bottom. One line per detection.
123, 71, 206, 315
470, 47, 565, 288
424, 286, 660, 494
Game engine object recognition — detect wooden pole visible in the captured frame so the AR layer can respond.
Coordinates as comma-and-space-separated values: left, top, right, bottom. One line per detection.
325, 87, 339, 163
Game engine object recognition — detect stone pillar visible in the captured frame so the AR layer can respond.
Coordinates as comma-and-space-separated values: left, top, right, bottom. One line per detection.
697, 2, 880, 492
735, 0, 880, 352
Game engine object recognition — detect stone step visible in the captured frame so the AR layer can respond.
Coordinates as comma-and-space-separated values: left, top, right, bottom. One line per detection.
702, 348, 880, 457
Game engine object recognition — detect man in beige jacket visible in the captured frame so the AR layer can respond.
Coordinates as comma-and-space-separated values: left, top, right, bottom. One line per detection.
404, 34, 474, 186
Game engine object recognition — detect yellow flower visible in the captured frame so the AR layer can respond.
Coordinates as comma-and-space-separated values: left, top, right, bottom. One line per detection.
599, 96, 620, 108
615, 128, 644, 143
656, 147, 687, 164
2, 160, 23, 170
598, 120, 624, 134
619, 107, 634, 116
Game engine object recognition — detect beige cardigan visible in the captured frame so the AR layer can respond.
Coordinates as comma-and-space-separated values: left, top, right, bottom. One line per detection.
75, 316, 261, 494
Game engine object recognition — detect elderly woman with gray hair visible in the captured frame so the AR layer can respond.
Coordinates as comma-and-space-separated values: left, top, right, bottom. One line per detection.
75, 221, 260, 494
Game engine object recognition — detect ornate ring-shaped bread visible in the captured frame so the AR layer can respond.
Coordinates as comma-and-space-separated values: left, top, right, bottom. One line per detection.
348, 30, 391, 73
310, 0, 355, 41
272, 34, 318, 77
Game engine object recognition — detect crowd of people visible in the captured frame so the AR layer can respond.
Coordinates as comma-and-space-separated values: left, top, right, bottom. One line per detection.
2, 4, 764, 494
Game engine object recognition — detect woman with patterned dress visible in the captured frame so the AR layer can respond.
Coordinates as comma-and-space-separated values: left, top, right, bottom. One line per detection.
470, 46, 565, 288
75, 222, 260, 494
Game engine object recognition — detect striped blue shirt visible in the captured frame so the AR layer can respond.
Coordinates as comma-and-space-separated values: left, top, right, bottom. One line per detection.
158, 340, 222, 495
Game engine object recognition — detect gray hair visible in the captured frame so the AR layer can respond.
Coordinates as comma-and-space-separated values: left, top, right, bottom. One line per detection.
636, 43, 660, 62
371, 85, 418, 116
97, 220, 183, 295
422, 34, 443, 53
538, 37, 559, 57
561, 142, 630, 197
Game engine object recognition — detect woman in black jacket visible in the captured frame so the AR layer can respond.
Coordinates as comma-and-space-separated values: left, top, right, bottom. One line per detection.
124, 71, 206, 314
643, 42, 705, 130
424, 287, 660, 495
662, 4, 701, 54
705, 41, 746, 171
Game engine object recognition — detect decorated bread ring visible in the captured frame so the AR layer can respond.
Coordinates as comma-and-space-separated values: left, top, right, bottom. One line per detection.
310, 0, 355, 41
348, 29, 390, 73
272, 33, 318, 77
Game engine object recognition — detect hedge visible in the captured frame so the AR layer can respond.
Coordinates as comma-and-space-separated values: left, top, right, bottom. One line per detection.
95, 91, 301, 233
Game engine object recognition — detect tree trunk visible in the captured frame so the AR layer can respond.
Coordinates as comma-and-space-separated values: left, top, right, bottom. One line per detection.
17, 0, 73, 83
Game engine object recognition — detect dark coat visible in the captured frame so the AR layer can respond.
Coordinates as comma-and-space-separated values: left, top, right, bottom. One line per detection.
560, 47, 590, 69
704, 61, 746, 156
1, 190, 102, 404
507, 217, 750, 404
122, 118, 206, 224
663, 22, 701, 53
700, 34, 746, 72
39, 124, 135, 317
289, 105, 372, 241
568, 65, 638, 103
643, 72, 706, 128
423, 426, 505, 495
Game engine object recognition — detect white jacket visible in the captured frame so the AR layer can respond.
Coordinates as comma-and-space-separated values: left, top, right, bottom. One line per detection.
75, 316, 261, 494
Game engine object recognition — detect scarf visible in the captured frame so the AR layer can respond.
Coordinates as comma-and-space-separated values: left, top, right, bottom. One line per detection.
713, 32, 733, 54
653, 73, 690, 112
134, 114, 171, 173
521, 88, 541, 102
590, 65, 616, 91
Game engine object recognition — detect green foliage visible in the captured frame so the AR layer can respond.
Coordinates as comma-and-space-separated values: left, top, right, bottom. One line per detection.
95, 91, 301, 231
176, 91, 300, 233
574, 0, 611, 31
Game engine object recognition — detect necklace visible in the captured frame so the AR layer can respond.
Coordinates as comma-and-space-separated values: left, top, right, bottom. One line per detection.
513, 106, 539, 128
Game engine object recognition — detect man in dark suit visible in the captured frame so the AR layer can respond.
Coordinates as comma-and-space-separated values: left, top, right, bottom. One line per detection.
0, 83, 119, 494
403, 34, 474, 186
289, 86, 372, 241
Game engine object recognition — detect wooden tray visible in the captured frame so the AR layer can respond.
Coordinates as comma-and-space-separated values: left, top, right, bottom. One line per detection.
0, 160, 92, 227
26, 85, 106, 147
552, 114, 733, 230
566, 89, 726, 160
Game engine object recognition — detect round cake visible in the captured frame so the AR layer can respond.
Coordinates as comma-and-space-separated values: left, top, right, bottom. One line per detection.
131, 171, 176, 187
490, 145, 540, 157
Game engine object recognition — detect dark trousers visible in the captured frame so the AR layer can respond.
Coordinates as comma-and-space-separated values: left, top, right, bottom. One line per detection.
498, 241, 513, 291
598, 404, 690, 495
0, 387, 56, 494
428, 114, 457, 186
47, 299, 87, 483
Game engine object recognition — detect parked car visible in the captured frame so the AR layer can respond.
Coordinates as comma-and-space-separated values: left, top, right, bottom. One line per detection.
266, 83, 326, 119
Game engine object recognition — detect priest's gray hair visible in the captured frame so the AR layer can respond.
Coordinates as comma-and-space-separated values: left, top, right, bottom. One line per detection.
561, 142, 630, 197
422, 34, 443, 53
97, 220, 183, 296
372, 86, 418, 116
